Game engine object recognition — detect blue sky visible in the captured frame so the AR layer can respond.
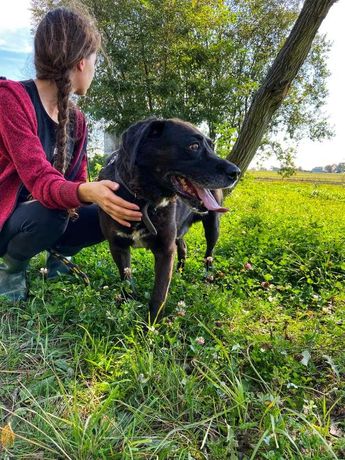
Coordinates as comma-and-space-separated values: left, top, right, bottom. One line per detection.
1, 0, 344, 170
0, 1, 34, 80
0, 48, 33, 80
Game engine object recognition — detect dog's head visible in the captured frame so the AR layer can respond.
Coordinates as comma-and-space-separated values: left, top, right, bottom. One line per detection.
116, 118, 240, 212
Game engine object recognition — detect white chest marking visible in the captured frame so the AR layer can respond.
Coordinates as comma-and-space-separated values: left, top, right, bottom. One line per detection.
156, 198, 170, 208
116, 228, 149, 248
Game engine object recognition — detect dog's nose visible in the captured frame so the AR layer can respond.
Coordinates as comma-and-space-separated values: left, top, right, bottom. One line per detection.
226, 162, 241, 181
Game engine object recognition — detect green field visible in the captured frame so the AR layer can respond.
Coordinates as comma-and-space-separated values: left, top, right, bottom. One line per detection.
1, 176, 345, 459
250, 170, 345, 185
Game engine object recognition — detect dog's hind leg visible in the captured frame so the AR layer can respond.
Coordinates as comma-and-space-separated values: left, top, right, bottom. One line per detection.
176, 238, 187, 271
202, 211, 220, 271
149, 246, 175, 324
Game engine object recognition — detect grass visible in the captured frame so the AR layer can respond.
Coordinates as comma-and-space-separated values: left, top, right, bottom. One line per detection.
1, 175, 345, 459
249, 170, 345, 184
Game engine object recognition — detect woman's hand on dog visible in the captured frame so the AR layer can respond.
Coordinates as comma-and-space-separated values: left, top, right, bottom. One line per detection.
78, 180, 142, 227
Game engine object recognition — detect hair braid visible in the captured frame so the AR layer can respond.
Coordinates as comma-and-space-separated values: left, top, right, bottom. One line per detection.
54, 73, 73, 173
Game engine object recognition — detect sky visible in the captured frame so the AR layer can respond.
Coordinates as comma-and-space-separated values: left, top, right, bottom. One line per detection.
0, 0, 344, 170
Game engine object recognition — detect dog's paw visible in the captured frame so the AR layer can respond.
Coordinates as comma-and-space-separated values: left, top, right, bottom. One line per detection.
204, 256, 214, 270
204, 273, 215, 283
176, 260, 185, 273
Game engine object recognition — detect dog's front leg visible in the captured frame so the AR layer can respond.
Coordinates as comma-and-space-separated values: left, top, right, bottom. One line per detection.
108, 242, 136, 298
109, 243, 131, 280
149, 245, 176, 324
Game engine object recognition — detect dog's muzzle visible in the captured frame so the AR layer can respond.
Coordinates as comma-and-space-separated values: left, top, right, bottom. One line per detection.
223, 162, 241, 187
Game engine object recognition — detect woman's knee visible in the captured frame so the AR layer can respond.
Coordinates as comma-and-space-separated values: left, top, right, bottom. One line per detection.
2, 202, 70, 260
18, 201, 69, 243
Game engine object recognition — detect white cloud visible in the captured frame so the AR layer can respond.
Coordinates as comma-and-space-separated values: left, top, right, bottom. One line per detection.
0, 0, 33, 53
0, 0, 32, 30
0, 28, 33, 53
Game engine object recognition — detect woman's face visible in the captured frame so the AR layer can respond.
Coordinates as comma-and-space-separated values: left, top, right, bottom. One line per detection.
72, 52, 97, 96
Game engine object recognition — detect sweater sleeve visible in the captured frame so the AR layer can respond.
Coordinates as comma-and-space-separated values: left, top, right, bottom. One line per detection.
74, 152, 88, 183
0, 84, 83, 210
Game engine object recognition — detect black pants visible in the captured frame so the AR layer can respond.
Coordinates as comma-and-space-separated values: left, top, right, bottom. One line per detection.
0, 200, 105, 261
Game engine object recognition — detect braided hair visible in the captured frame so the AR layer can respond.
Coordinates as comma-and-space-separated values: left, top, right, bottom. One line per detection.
34, 7, 101, 174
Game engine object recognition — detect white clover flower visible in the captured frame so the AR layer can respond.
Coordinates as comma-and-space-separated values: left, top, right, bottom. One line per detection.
123, 267, 132, 277
195, 336, 205, 345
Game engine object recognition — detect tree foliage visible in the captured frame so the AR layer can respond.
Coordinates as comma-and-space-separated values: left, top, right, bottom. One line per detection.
82, 0, 238, 136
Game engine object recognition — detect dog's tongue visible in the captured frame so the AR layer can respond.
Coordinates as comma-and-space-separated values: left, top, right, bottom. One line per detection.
194, 186, 228, 213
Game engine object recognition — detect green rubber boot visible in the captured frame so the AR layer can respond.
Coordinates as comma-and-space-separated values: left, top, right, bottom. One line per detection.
0, 254, 29, 302
46, 252, 73, 280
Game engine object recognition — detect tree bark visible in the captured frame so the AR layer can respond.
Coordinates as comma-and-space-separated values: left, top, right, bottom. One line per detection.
227, 0, 338, 174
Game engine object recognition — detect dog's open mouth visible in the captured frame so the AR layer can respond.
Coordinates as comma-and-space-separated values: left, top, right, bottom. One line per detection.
171, 176, 228, 213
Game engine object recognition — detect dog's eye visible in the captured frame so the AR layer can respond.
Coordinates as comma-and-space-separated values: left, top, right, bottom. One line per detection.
189, 143, 199, 151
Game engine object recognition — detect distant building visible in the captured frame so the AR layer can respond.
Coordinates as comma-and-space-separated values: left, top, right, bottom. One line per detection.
104, 131, 119, 156
311, 166, 325, 173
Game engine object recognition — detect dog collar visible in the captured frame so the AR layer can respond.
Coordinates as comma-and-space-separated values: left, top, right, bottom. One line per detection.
141, 202, 158, 236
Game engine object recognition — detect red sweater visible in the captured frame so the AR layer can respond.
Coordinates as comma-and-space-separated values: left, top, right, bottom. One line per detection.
0, 80, 88, 231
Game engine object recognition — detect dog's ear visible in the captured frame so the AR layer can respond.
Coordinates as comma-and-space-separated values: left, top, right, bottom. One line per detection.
121, 118, 166, 170
146, 120, 166, 138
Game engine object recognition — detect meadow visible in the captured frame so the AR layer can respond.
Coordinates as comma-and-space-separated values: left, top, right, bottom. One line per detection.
1, 174, 345, 459
251, 170, 345, 184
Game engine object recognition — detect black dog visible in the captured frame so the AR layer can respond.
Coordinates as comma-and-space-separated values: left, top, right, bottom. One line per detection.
98, 118, 240, 323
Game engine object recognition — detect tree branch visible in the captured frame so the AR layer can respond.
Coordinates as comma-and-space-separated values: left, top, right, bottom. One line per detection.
227, 0, 338, 174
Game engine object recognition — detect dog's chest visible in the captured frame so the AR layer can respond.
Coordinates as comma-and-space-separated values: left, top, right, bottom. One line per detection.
115, 227, 150, 248
112, 199, 172, 248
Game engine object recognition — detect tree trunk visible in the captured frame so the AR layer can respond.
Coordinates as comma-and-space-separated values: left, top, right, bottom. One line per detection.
227, 0, 338, 175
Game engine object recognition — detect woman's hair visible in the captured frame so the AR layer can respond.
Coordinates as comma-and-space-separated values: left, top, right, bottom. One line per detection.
34, 7, 101, 174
